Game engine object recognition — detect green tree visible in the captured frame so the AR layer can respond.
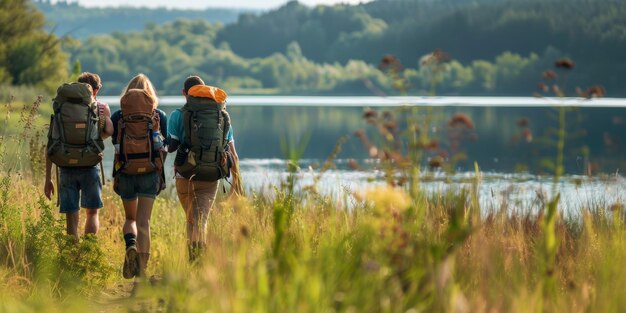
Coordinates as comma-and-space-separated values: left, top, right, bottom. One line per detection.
0, 0, 67, 90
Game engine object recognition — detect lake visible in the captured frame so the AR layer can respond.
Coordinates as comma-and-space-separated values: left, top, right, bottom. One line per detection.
100, 96, 626, 214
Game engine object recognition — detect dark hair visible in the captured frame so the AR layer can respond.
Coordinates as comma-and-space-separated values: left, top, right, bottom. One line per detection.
77, 72, 102, 90
183, 75, 204, 93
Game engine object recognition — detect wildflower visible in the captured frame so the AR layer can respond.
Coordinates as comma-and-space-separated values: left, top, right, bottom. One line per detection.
517, 117, 529, 127
543, 70, 557, 80
576, 86, 604, 99
552, 84, 561, 95
448, 113, 474, 129
379, 55, 403, 72
363, 108, 378, 121
555, 58, 575, 70
610, 203, 623, 212
586, 85, 606, 98
432, 49, 451, 63
358, 186, 411, 215
380, 54, 398, 67
354, 129, 366, 139
420, 49, 451, 66
537, 83, 549, 92
429, 156, 444, 168
382, 111, 393, 119
347, 159, 360, 170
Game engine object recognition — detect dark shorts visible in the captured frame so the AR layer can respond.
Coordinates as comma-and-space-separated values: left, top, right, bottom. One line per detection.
59, 166, 103, 213
115, 172, 159, 201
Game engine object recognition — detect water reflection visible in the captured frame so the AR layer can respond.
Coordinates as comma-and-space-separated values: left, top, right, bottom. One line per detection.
238, 159, 625, 216
99, 96, 626, 214
103, 96, 626, 174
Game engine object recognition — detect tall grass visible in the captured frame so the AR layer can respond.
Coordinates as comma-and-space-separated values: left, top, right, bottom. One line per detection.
0, 91, 625, 313
2, 163, 625, 312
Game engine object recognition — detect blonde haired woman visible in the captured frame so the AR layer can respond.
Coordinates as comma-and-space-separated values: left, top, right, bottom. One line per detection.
111, 74, 167, 285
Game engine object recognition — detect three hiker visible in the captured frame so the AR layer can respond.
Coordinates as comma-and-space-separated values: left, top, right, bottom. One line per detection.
44, 72, 113, 241
44, 72, 237, 281
167, 76, 238, 262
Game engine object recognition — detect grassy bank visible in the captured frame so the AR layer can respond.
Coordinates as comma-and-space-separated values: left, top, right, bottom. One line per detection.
0, 165, 625, 312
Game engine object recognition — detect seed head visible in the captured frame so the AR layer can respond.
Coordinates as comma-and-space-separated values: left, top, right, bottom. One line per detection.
586, 85, 605, 98
543, 70, 557, 80
363, 108, 378, 121
347, 159, 360, 170
429, 156, 444, 168
448, 113, 474, 129
555, 58, 575, 70
516, 117, 529, 127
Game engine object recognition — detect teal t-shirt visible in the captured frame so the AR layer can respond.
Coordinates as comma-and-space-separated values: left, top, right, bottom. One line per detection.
168, 109, 234, 143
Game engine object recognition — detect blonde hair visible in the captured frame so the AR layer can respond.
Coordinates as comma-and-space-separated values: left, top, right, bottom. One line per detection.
121, 73, 158, 106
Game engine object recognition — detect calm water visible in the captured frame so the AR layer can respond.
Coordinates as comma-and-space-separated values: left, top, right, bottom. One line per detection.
99, 96, 626, 213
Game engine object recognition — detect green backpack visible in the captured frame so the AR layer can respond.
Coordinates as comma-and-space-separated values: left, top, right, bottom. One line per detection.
175, 96, 231, 181
47, 83, 104, 167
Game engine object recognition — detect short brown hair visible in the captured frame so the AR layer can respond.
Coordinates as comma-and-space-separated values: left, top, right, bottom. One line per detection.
77, 72, 102, 90
184, 75, 204, 93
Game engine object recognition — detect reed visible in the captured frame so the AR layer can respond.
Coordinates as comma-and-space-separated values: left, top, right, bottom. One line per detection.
0, 77, 623, 312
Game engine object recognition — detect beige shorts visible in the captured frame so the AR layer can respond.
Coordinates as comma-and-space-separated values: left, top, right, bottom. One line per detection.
175, 178, 219, 224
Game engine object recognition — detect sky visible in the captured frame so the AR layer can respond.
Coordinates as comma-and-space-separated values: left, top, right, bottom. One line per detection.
68, 0, 372, 10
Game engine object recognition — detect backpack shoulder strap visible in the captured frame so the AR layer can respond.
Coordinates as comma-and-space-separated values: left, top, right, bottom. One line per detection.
183, 109, 194, 146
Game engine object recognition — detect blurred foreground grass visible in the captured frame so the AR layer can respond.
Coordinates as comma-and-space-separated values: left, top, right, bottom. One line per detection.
1, 165, 625, 312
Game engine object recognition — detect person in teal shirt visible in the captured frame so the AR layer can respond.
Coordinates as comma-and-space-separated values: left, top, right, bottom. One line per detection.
167, 75, 239, 263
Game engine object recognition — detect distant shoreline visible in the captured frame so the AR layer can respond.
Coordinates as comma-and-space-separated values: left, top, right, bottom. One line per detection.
99, 95, 626, 108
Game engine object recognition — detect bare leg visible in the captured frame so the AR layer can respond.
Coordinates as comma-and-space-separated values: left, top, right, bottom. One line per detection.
84, 208, 99, 235
123, 199, 138, 236
136, 197, 154, 278
136, 197, 155, 254
66, 211, 80, 242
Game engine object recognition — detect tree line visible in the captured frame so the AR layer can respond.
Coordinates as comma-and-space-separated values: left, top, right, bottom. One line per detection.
3, 0, 626, 96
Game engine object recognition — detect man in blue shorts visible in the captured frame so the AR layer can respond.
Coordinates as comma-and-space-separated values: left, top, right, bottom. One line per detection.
44, 72, 113, 241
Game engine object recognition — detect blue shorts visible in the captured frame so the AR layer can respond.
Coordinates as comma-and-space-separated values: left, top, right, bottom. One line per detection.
59, 166, 103, 213
115, 172, 159, 201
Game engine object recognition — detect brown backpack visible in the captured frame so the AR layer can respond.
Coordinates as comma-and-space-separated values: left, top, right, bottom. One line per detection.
115, 89, 163, 175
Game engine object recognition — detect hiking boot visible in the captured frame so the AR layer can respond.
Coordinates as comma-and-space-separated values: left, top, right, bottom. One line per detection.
123, 245, 139, 279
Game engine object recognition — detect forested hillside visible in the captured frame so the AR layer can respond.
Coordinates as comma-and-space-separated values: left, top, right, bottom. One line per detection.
22, 0, 626, 95
34, 0, 253, 39
219, 0, 626, 65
